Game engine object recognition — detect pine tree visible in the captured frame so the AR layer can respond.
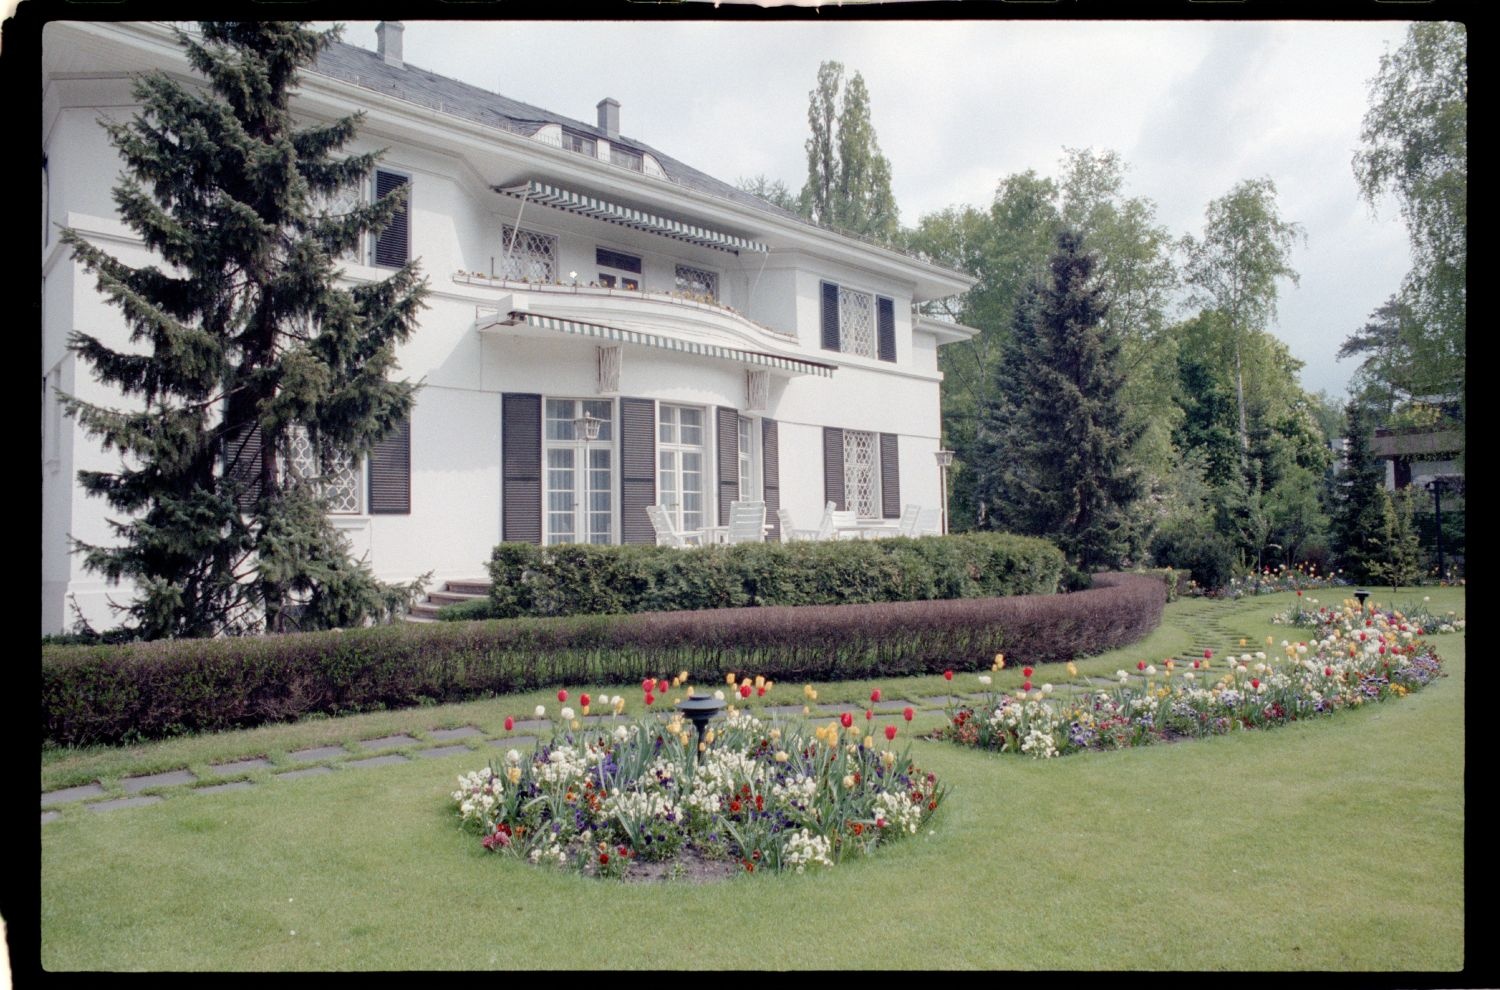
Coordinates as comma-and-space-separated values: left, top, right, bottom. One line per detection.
976, 230, 1142, 570
1330, 399, 1388, 583
59, 22, 428, 638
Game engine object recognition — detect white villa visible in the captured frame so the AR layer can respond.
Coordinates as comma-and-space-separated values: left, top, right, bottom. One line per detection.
41, 21, 977, 635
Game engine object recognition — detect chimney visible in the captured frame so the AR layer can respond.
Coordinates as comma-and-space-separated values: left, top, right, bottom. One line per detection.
377, 21, 404, 68
597, 98, 620, 140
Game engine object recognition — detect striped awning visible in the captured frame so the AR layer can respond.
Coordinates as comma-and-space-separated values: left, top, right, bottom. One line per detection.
497, 180, 769, 254
481, 310, 834, 377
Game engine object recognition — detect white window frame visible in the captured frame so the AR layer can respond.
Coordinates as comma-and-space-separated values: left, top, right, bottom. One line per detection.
843, 429, 882, 520
657, 403, 708, 535
283, 425, 363, 515
738, 415, 758, 502
543, 398, 615, 545
596, 246, 642, 291
310, 173, 367, 266
499, 224, 558, 282
838, 285, 876, 358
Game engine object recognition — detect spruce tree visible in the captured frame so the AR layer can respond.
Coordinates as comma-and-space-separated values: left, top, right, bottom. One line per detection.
976, 230, 1142, 570
59, 22, 427, 638
1330, 399, 1388, 583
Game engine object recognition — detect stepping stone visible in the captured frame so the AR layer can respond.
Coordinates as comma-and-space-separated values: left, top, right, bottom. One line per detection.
427, 726, 481, 740
42, 811, 60, 824
347, 754, 408, 769
87, 796, 162, 813
415, 745, 472, 759
815, 703, 859, 714
764, 705, 806, 716
121, 769, 196, 793
195, 781, 253, 795
208, 757, 271, 776
358, 734, 419, 751
508, 719, 550, 731
277, 766, 334, 781
486, 735, 536, 750
41, 783, 105, 807
917, 695, 966, 707
288, 745, 346, 762
872, 700, 916, 714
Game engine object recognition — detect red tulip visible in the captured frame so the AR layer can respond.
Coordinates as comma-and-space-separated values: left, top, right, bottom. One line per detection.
1192, 660, 1200, 669
1203, 649, 1213, 659
644, 692, 655, 706
943, 670, 953, 681
1250, 678, 1260, 689
580, 693, 591, 708
642, 678, 654, 692
657, 679, 669, 694
1297, 590, 1303, 596
885, 725, 898, 741
1137, 661, 1147, 671
1324, 666, 1333, 676
599, 853, 610, 865
757, 686, 766, 696
1022, 680, 1032, 691
1023, 666, 1034, 678
557, 689, 568, 703
870, 689, 882, 703
903, 707, 914, 722
840, 712, 853, 728
865, 709, 873, 721
740, 684, 752, 698
504, 716, 514, 731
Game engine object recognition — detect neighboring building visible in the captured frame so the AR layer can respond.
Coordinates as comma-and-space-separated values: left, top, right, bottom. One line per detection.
1370, 426, 1463, 492
41, 21, 977, 634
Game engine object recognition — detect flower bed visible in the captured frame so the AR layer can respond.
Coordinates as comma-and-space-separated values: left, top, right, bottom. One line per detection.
1273, 595, 1466, 635
941, 627, 1445, 758
452, 677, 944, 877
1188, 562, 1348, 599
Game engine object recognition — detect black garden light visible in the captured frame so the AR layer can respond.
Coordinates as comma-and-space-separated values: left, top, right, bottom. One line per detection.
676, 693, 726, 752
1354, 589, 1371, 612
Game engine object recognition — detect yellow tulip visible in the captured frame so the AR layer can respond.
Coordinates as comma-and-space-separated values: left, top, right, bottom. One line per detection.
726, 672, 737, 685
1067, 662, 1078, 677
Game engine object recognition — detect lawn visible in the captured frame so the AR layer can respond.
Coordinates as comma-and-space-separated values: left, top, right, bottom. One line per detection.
39, 587, 1466, 971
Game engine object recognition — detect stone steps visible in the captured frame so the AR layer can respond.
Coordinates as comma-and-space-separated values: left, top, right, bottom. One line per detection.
405, 578, 489, 623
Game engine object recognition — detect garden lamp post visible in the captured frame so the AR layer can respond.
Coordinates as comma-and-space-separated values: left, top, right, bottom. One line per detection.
1424, 477, 1450, 579
571, 413, 603, 542
935, 449, 954, 535
1354, 589, 1370, 613
676, 693, 726, 759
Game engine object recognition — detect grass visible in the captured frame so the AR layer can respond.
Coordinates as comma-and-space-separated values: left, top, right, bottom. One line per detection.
39, 587, 1466, 970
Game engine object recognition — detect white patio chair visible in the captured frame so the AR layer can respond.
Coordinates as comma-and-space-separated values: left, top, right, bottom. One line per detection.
896, 503, 922, 537
725, 500, 767, 545
778, 502, 835, 542
830, 508, 862, 540
647, 504, 700, 547
915, 507, 942, 536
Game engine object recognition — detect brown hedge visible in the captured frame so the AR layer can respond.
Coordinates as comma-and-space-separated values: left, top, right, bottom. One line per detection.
41, 573, 1166, 747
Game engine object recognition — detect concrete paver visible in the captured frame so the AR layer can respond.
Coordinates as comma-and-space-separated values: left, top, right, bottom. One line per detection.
87, 796, 162, 813
427, 727, 481, 740
195, 781, 254, 795
41, 783, 105, 807
276, 766, 334, 781
414, 745, 471, 759
358, 734, 419, 750
209, 757, 271, 775
347, 754, 409, 769
121, 769, 197, 793
288, 745, 346, 762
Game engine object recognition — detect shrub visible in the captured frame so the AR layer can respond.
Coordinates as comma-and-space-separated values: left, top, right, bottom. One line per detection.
42, 575, 1165, 748
480, 533, 1065, 619
1150, 520, 1236, 590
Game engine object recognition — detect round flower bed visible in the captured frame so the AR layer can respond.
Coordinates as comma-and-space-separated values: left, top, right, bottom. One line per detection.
452, 679, 944, 878
942, 615, 1446, 758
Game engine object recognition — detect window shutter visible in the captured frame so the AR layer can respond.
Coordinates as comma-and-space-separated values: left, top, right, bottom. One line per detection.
880, 433, 901, 519
501, 393, 541, 542
223, 423, 263, 512
368, 417, 411, 514
762, 419, 780, 539
619, 396, 657, 544
716, 406, 739, 526
373, 170, 410, 268
821, 281, 840, 352
822, 427, 845, 511
877, 296, 896, 362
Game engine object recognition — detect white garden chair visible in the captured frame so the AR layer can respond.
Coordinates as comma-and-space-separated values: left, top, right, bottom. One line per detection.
647, 504, 700, 547
896, 503, 923, 537
725, 500, 767, 544
778, 502, 835, 542
915, 507, 942, 536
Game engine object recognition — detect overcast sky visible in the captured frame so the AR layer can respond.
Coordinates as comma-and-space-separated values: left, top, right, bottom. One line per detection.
336, 17, 1423, 399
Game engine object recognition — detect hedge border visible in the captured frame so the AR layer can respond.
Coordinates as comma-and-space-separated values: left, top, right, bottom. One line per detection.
42, 574, 1166, 748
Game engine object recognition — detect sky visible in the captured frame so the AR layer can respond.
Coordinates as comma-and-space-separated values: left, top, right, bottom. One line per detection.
322, 18, 1423, 398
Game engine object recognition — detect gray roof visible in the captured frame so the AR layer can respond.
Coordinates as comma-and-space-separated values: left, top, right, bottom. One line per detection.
311, 40, 806, 225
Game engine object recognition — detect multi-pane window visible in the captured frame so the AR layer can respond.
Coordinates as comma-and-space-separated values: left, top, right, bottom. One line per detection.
674, 264, 718, 301
738, 415, 756, 502
284, 426, 362, 514
310, 176, 366, 265
838, 286, 876, 358
657, 404, 706, 535
843, 430, 881, 519
561, 130, 597, 157
610, 145, 643, 171
500, 225, 558, 282
543, 399, 614, 545
597, 247, 642, 290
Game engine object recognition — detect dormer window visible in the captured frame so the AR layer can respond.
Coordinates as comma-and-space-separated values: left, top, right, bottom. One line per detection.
561, 130, 597, 157
610, 145, 643, 171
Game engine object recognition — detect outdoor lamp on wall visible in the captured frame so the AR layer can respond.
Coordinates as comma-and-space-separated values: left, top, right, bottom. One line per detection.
574, 414, 603, 442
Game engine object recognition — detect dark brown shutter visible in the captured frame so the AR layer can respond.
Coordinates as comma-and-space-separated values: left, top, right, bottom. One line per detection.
716, 406, 739, 526
880, 433, 901, 519
877, 296, 896, 362
762, 418, 780, 539
620, 396, 657, 544
501, 393, 541, 542
373, 170, 409, 268
368, 417, 411, 514
822, 427, 845, 511
821, 281, 840, 352
223, 423, 263, 512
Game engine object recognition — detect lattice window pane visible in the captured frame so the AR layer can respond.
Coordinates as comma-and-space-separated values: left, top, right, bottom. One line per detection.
310, 178, 365, 265
500, 225, 557, 282
839, 287, 875, 358
674, 264, 718, 301
283, 425, 361, 514
844, 430, 881, 519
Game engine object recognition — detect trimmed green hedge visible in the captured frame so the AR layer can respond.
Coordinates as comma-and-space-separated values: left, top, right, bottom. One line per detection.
476, 533, 1065, 619
41, 574, 1166, 748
